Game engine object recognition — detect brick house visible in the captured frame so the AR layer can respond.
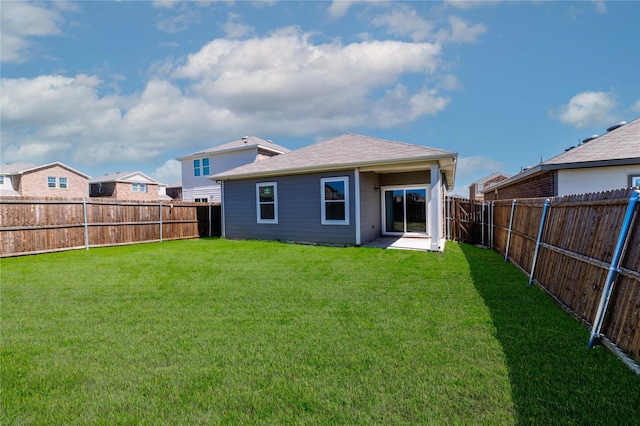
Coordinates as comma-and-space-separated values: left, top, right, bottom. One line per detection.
89, 171, 160, 201
484, 118, 640, 200
468, 172, 511, 200
0, 161, 90, 198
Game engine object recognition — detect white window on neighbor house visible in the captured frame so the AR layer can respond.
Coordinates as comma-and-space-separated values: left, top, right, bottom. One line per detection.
48, 176, 56, 188
630, 175, 640, 187
59, 177, 68, 189
132, 183, 148, 193
256, 182, 278, 224
321, 177, 349, 225
0, 176, 4, 185
193, 158, 210, 177
477, 182, 484, 191
195, 198, 208, 202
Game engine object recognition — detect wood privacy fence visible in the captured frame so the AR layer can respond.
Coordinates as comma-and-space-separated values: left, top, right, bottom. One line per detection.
446, 189, 640, 369
0, 198, 221, 257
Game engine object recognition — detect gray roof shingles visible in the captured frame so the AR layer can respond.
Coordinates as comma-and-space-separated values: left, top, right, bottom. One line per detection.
212, 133, 456, 180
543, 117, 640, 166
180, 136, 291, 159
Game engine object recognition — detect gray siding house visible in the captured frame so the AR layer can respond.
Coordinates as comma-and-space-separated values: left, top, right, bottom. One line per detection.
212, 134, 457, 251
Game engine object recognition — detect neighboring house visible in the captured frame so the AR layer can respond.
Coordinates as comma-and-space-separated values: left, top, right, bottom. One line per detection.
0, 161, 90, 198
89, 171, 160, 201
212, 134, 457, 251
166, 181, 182, 200
484, 118, 640, 200
469, 172, 511, 200
158, 183, 173, 201
178, 136, 290, 202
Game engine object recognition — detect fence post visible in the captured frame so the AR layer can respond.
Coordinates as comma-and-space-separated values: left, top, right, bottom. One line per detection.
505, 199, 517, 262
446, 197, 451, 240
529, 199, 550, 286
481, 201, 485, 246
209, 203, 212, 237
159, 202, 163, 242
588, 190, 640, 349
490, 202, 494, 249
83, 199, 90, 250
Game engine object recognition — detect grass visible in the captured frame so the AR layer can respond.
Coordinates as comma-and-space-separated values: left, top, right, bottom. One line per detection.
1, 239, 637, 425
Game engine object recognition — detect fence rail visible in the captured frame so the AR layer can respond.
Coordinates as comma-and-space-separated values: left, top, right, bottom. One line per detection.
446, 188, 640, 369
0, 198, 221, 257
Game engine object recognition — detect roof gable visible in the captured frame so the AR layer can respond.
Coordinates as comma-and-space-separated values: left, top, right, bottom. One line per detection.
178, 136, 291, 160
212, 133, 456, 180
89, 171, 158, 184
0, 161, 90, 179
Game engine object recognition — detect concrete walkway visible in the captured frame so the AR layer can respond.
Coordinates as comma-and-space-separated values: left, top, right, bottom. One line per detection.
364, 236, 432, 251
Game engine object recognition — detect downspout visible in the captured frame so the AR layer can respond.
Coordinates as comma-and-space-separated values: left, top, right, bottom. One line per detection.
219, 180, 226, 238
504, 199, 517, 262
354, 168, 361, 246
529, 199, 550, 287
588, 189, 640, 349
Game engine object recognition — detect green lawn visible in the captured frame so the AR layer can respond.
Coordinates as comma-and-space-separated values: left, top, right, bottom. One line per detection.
1, 239, 637, 425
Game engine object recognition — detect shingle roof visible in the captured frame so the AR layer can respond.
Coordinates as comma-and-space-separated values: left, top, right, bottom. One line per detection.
484, 117, 640, 193
543, 117, 640, 166
212, 133, 457, 184
0, 161, 90, 178
470, 172, 511, 186
89, 171, 158, 184
178, 136, 290, 159
0, 162, 38, 174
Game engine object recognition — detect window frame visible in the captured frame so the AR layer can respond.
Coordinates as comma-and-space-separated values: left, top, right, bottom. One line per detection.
629, 175, 640, 188
47, 176, 57, 188
59, 177, 68, 189
256, 182, 278, 224
320, 176, 350, 225
0, 176, 4, 185
132, 183, 148, 193
193, 157, 210, 177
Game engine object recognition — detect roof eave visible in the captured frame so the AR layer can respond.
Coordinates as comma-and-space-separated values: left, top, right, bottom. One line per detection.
211, 154, 457, 182
177, 144, 288, 161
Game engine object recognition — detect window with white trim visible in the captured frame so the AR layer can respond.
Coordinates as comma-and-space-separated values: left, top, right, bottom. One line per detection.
194, 158, 210, 177
630, 175, 640, 188
195, 197, 208, 202
321, 177, 349, 225
59, 177, 68, 189
48, 177, 56, 188
132, 183, 148, 193
256, 182, 278, 223
0, 176, 4, 185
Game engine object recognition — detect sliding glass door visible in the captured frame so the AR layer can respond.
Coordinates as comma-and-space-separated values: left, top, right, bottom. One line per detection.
383, 187, 428, 235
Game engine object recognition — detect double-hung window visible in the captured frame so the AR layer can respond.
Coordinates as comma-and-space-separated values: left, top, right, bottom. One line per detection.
194, 158, 210, 177
321, 177, 349, 225
48, 177, 56, 188
256, 182, 278, 224
132, 183, 148, 193
59, 177, 68, 189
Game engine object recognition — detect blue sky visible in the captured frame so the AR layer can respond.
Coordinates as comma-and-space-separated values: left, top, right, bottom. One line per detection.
1, 0, 639, 196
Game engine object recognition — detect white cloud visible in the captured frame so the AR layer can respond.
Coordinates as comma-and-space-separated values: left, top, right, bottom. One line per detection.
0, 1, 64, 63
152, 159, 182, 184
222, 12, 254, 39
156, 7, 203, 34
444, 0, 502, 10
1, 28, 456, 169
444, 16, 487, 44
371, 5, 434, 42
630, 100, 640, 112
592, 1, 607, 13
554, 91, 617, 128
371, 6, 485, 45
